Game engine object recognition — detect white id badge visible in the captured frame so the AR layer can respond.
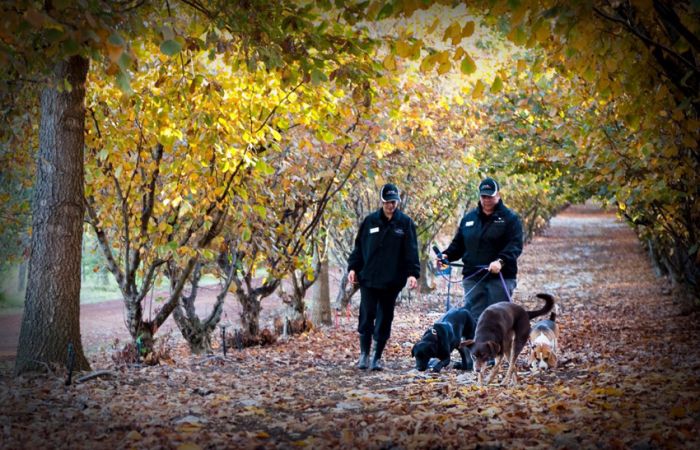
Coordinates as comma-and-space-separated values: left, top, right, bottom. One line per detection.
466, 221, 474, 227
370, 227, 379, 234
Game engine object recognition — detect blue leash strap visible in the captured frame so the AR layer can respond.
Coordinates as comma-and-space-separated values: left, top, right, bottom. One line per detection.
462, 269, 490, 298
498, 271, 513, 302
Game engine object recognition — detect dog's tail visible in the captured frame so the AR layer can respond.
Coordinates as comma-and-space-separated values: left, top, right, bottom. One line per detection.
528, 293, 555, 320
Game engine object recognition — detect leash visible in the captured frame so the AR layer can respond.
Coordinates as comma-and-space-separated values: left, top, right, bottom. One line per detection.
461, 268, 490, 298
435, 264, 513, 302
498, 271, 513, 302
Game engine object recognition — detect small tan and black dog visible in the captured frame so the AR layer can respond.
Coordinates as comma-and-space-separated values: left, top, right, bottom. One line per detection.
527, 311, 559, 372
459, 293, 555, 386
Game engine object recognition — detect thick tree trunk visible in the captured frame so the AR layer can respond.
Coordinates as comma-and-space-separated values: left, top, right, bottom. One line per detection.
311, 258, 331, 326
239, 295, 262, 336
173, 310, 213, 354
15, 56, 91, 375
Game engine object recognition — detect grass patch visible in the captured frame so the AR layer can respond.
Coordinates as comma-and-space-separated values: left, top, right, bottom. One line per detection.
1, 264, 224, 311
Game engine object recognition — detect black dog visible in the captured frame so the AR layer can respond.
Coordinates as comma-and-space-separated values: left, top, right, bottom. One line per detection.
411, 307, 476, 372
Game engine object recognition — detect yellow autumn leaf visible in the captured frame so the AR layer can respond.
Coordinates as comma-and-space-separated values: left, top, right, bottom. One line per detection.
410, 40, 423, 60
443, 22, 462, 45
435, 50, 450, 64
177, 443, 202, 450
437, 61, 451, 75
396, 40, 411, 58
517, 59, 527, 72
592, 387, 624, 396
419, 54, 435, 73
545, 423, 569, 434
383, 53, 397, 71
125, 430, 142, 440
426, 17, 440, 34
472, 79, 486, 99
462, 21, 475, 38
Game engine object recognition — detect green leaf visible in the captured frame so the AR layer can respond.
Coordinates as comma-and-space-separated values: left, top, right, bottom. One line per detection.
310, 68, 328, 85
116, 71, 132, 94
376, 2, 393, 20
460, 55, 477, 74
160, 39, 183, 56
253, 205, 267, 218
63, 38, 80, 56
254, 159, 275, 176
490, 76, 503, 93
108, 33, 125, 47
117, 52, 132, 71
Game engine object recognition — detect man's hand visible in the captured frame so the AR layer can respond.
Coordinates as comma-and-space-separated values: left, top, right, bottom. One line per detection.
436, 253, 447, 269
407, 276, 418, 290
347, 270, 357, 286
488, 259, 503, 274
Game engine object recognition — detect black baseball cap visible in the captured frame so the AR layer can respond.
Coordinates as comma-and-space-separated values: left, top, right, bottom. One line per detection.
380, 183, 401, 202
479, 177, 499, 196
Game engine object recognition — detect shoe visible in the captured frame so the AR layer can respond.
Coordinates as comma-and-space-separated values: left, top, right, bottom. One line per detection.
357, 334, 371, 369
370, 358, 383, 371
370, 339, 387, 371
357, 353, 369, 370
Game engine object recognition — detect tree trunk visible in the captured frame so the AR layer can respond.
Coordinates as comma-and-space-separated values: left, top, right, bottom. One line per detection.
311, 258, 331, 326
419, 256, 436, 292
173, 309, 213, 355
239, 295, 262, 336
335, 270, 359, 309
15, 56, 91, 375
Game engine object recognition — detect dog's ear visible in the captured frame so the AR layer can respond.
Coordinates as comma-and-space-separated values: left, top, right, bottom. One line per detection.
432, 324, 451, 358
411, 345, 415, 357
547, 352, 557, 369
459, 339, 474, 349
487, 341, 501, 355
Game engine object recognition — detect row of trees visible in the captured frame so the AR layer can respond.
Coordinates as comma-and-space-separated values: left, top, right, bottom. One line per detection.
2, 0, 696, 375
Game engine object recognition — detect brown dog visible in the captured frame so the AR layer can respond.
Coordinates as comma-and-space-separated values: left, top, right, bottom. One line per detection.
459, 293, 555, 386
527, 311, 559, 372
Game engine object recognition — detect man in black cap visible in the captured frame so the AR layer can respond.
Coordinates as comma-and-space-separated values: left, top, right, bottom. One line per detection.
347, 183, 420, 370
437, 177, 523, 325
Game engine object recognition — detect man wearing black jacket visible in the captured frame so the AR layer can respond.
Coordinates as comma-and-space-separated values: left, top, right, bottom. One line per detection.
438, 177, 523, 322
347, 183, 420, 371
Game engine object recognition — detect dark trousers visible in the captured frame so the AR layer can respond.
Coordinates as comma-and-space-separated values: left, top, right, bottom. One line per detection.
357, 286, 401, 342
462, 277, 517, 322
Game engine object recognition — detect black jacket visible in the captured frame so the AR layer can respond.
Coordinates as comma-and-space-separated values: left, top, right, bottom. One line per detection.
347, 208, 420, 289
444, 200, 523, 279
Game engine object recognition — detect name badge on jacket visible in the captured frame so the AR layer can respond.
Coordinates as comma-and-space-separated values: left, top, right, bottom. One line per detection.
370, 227, 379, 234
466, 221, 474, 227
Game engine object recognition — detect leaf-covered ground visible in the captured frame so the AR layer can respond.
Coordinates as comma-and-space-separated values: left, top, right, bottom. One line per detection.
1, 204, 699, 449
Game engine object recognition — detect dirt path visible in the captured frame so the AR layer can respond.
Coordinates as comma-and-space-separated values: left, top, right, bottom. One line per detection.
1, 204, 698, 449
